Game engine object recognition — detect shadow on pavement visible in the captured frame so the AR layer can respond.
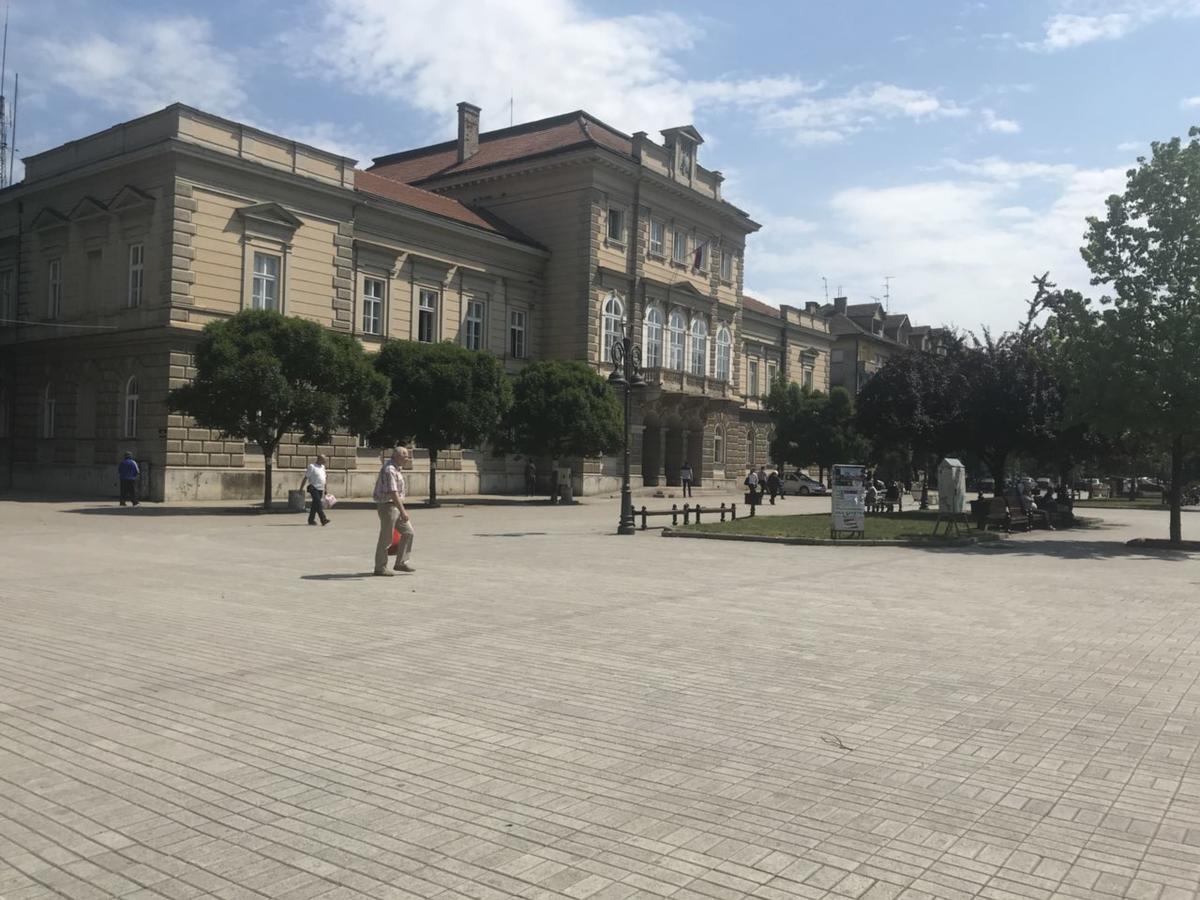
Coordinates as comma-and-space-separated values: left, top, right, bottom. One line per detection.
300, 573, 377, 581
65, 505, 284, 516
915, 538, 1195, 561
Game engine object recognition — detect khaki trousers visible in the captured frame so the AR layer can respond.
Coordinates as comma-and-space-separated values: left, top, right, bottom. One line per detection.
375, 502, 415, 572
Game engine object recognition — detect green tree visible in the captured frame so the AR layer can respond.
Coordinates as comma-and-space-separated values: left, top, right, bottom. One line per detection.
168, 310, 387, 508
504, 361, 623, 496
373, 341, 511, 507
1053, 128, 1200, 544
767, 383, 865, 481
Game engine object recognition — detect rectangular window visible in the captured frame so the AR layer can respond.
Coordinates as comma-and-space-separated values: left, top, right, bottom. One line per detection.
673, 229, 688, 264
649, 221, 665, 256
127, 243, 144, 308
695, 240, 708, 271
509, 309, 527, 359
607, 208, 625, 244
720, 248, 733, 281
0, 269, 13, 322
767, 361, 778, 385
362, 277, 384, 335
47, 259, 63, 319
748, 359, 760, 397
418, 288, 438, 343
803, 368, 814, 391
251, 252, 280, 311
465, 298, 486, 351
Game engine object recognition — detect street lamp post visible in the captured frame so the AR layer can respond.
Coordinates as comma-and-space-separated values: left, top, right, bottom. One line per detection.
609, 323, 644, 535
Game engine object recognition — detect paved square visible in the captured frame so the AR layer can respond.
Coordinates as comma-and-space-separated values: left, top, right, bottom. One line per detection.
1, 496, 1198, 899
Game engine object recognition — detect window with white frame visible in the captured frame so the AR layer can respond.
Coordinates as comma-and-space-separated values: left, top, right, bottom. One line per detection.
715, 326, 732, 381
607, 207, 625, 244
748, 359, 760, 397
667, 309, 686, 370
509, 309, 527, 359
644, 306, 663, 368
803, 367, 814, 391
720, 248, 733, 281
649, 221, 665, 256
418, 288, 438, 342
672, 228, 688, 264
714, 426, 724, 465
47, 259, 63, 319
0, 269, 13, 322
251, 252, 280, 311
42, 384, 56, 439
694, 240, 708, 271
767, 361, 778, 386
689, 319, 708, 376
362, 277, 385, 335
464, 298, 486, 351
124, 376, 139, 439
127, 243, 144, 308
601, 292, 624, 363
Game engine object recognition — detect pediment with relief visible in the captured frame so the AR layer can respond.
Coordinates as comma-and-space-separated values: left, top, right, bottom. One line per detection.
30, 208, 69, 232
236, 202, 303, 236
109, 185, 155, 213
69, 197, 109, 222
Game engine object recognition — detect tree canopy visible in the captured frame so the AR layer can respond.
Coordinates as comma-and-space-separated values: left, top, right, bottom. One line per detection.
373, 340, 511, 506
504, 360, 623, 463
766, 383, 865, 478
1050, 126, 1200, 543
856, 347, 966, 466
168, 309, 387, 507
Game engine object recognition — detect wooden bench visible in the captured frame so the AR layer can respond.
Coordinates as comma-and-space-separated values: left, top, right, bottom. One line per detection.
983, 495, 1030, 533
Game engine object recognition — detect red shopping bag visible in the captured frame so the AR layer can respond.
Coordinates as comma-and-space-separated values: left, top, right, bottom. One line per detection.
387, 527, 401, 555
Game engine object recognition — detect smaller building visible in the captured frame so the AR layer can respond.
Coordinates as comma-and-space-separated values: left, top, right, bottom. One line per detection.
819, 296, 945, 394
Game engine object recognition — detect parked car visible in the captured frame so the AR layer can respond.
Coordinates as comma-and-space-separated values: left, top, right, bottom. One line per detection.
781, 472, 827, 496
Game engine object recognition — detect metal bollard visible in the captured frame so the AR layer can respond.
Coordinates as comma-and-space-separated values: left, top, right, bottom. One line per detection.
640, 506, 647, 530
731, 503, 737, 520
719, 502, 727, 522
696, 505, 702, 524
671, 503, 678, 526
683, 503, 690, 525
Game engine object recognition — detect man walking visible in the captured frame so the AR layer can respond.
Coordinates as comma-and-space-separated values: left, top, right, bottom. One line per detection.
300, 453, 330, 526
524, 459, 537, 497
374, 447, 415, 575
118, 452, 140, 506
680, 460, 694, 498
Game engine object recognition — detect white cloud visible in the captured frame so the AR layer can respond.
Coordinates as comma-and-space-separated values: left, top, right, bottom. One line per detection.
291, 0, 967, 148
33, 16, 245, 117
982, 108, 1021, 134
1116, 140, 1144, 151
1023, 2, 1200, 52
1182, 96, 1200, 108
746, 159, 1127, 333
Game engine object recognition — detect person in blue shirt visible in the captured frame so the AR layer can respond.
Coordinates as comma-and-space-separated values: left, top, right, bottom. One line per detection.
118, 452, 140, 506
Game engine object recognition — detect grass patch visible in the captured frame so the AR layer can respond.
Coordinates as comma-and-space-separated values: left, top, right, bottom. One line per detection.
1074, 498, 1171, 510
681, 511, 993, 542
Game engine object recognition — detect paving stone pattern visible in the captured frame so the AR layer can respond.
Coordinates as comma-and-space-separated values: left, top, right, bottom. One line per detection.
0, 498, 1198, 899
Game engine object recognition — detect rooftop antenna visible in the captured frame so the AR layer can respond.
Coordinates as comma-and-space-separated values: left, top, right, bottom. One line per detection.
0, 3, 9, 188
509, 91, 514, 127
7, 72, 16, 187
821, 276, 828, 301
883, 275, 895, 312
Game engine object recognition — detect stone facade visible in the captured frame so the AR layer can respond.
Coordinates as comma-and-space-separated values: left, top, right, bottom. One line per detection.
1, 103, 849, 501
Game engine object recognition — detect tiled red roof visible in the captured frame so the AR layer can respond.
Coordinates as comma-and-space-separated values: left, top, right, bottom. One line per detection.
741, 294, 781, 318
353, 169, 539, 246
370, 111, 634, 185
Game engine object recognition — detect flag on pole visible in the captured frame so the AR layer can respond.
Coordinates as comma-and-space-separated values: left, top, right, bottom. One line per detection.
692, 237, 710, 271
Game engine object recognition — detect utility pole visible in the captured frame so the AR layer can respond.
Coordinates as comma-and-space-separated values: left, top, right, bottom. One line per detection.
821, 276, 828, 302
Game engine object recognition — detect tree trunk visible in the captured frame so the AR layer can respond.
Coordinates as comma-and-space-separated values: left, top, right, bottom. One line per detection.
988, 454, 1007, 494
262, 445, 274, 509
1169, 432, 1183, 545
428, 446, 439, 508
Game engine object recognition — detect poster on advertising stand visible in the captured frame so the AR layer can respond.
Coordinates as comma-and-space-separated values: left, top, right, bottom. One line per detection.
830, 463, 867, 538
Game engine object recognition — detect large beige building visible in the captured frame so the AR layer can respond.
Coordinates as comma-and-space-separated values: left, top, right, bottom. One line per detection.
0, 103, 838, 501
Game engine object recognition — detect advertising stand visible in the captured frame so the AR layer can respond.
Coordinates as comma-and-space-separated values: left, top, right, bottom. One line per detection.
830, 463, 867, 539
932, 457, 969, 536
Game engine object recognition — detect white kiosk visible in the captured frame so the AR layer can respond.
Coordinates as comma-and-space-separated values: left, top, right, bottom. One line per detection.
830, 463, 867, 539
932, 457, 969, 536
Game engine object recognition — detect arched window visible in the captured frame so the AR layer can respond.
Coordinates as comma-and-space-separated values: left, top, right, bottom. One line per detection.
643, 306, 663, 368
601, 292, 624, 363
667, 310, 686, 370
124, 376, 139, 439
690, 319, 708, 376
715, 326, 732, 381
42, 384, 56, 439
714, 425, 724, 465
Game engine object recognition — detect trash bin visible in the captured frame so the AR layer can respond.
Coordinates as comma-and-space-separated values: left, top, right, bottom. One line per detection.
287, 489, 306, 512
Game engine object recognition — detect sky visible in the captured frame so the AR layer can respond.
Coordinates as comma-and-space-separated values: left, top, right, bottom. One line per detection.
5, 0, 1200, 333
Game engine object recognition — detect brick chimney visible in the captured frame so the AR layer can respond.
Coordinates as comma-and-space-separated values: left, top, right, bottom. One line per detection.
833, 296, 848, 315
457, 102, 481, 163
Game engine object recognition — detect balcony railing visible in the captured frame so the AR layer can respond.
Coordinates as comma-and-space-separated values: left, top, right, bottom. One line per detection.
641, 367, 733, 399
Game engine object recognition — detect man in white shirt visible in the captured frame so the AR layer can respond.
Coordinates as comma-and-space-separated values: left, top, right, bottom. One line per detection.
373, 447, 415, 575
300, 454, 329, 526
